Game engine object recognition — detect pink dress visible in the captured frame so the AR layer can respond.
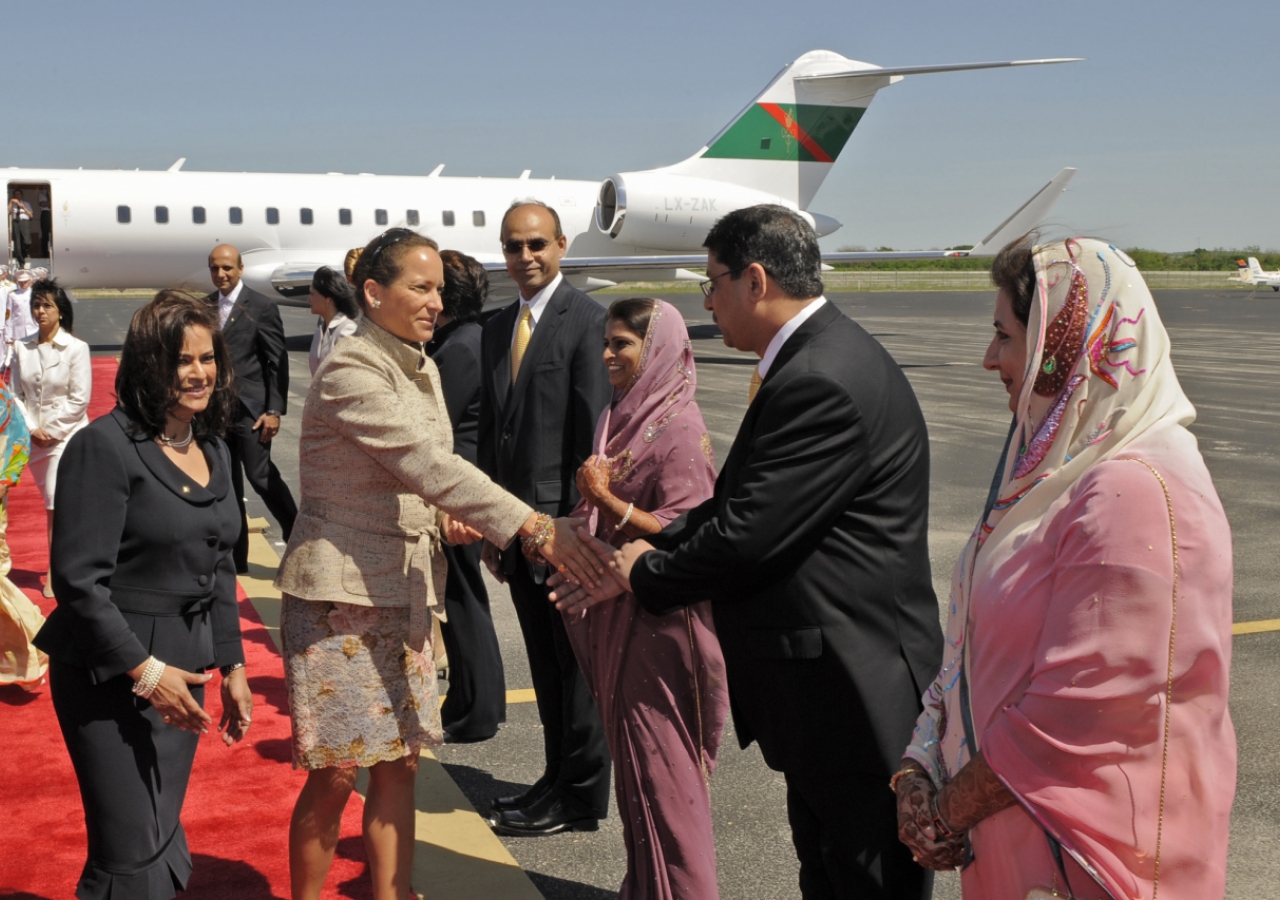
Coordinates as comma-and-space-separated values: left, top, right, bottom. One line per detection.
905, 239, 1236, 900
565, 301, 729, 900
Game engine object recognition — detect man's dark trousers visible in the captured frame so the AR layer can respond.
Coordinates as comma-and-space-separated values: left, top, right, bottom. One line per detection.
478, 278, 612, 817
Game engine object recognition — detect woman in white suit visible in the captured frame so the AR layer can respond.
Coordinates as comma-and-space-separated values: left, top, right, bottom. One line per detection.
10, 279, 91, 597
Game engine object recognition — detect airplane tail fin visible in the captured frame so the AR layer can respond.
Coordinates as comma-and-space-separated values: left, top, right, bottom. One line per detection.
655, 50, 1080, 209
1248, 257, 1265, 277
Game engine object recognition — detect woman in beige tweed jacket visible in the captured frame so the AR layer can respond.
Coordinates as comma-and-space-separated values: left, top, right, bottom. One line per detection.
275, 229, 602, 900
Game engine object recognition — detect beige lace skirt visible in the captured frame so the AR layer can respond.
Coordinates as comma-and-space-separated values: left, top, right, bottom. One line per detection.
280, 594, 442, 770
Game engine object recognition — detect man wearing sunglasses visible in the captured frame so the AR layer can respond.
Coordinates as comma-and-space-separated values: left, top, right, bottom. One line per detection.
477, 201, 612, 836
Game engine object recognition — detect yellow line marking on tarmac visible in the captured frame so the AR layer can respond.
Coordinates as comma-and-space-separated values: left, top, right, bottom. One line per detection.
238, 527, 541, 900
1233, 618, 1280, 635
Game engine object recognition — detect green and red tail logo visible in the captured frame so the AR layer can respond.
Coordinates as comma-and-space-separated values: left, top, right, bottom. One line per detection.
703, 103, 864, 163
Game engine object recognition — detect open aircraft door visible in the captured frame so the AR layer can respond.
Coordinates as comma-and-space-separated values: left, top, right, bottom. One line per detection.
7, 180, 51, 270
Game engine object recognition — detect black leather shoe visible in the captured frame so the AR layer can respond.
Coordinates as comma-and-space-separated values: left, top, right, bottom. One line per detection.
490, 780, 550, 813
487, 793, 600, 837
443, 731, 496, 745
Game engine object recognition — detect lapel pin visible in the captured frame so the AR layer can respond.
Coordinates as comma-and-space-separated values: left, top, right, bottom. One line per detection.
182, 485, 190, 494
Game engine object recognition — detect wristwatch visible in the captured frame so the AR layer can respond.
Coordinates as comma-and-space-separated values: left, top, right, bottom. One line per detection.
265, 410, 281, 418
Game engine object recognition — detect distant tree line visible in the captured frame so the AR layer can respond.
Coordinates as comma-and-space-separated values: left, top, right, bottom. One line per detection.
830, 246, 1280, 271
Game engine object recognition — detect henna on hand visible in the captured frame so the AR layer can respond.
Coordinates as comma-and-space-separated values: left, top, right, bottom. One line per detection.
895, 768, 967, 870
935, 750, 1016, 834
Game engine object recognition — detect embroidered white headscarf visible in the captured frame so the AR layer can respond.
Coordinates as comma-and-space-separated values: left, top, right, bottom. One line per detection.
906, 237, 1196, 782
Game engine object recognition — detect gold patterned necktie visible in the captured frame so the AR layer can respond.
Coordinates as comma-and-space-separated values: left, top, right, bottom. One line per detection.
748, 366, 763, 404
511, 305, 533, 385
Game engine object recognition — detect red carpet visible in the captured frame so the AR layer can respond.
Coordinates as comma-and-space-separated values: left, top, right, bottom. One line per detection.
0, 359, 373, 899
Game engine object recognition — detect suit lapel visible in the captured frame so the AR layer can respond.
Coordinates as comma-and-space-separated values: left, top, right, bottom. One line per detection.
502, 281, 569, 426
761, 301, 842, 391
221, 288, 253, 337
488, 302, 518, 411
719, 302, 843, 500
111, 409, 229, 503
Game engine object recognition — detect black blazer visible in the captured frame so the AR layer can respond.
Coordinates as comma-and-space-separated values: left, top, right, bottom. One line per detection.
205, 285, 288, 419
35, 409, 245, 684
426, 319, 483, 465
478, 279, 610, 571
631, 302, 943, 775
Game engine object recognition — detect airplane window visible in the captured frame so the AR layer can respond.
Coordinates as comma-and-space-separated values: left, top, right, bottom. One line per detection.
266, 207, 280, 225
473, 211, 486, 227
300, 207, 313, 225
442, 210, 455, 227
192, 206, 206, 224
406, 209, 420, 226
229, 207, 243, 225
155, 206, 169, 224
339, 208, 352, 226
117, 205, 131, 224
375, 209, 388, 226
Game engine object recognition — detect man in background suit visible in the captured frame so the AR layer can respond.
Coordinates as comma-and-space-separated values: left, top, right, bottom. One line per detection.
206, 244, 297, 573
556, 206, 944, 899
477, 201, 612, 836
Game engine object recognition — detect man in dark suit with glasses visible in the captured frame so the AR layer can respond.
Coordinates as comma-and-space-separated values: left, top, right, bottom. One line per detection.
477, 201, 612, 836
554, 205, 944, 899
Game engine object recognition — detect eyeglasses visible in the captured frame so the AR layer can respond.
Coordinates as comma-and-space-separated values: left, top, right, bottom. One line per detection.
502, 238, 555, 256
699, 268, 742, 298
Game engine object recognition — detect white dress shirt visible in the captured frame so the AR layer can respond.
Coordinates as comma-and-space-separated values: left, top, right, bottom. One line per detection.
756, 296, 828, 379
511, 272, 563, 345
217, 280, 244, 327
309, 312, 360, 375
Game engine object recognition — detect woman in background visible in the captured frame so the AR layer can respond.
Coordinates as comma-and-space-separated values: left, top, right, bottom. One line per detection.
307, 266, 359, 375
565, 298, 729, 900
10, 278, 90, 598
426, 249, 507, 741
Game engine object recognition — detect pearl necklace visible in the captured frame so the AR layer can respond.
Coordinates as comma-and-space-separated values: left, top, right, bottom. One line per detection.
157, 424, 194, 448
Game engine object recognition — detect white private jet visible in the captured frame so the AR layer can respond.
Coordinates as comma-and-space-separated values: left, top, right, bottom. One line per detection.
4, 49, 1080, 305
1231, 257, 1280, 291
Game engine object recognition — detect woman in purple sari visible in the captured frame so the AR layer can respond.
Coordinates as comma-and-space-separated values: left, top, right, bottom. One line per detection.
567, 298, 729, 900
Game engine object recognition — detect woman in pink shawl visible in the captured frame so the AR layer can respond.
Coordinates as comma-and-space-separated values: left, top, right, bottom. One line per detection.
566, 298, 729, 900
894, 237, 1236, 899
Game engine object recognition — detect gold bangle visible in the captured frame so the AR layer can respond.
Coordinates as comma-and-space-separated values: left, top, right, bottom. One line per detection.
889, 765, 922, 794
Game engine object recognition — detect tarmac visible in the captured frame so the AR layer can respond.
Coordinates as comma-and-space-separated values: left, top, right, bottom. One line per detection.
74, 286, 1279, 899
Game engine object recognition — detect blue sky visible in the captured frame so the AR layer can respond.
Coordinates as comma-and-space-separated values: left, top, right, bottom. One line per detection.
27, 0, 1280, 251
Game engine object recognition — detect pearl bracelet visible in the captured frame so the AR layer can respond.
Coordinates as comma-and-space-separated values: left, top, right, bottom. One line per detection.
131, 656, 166, 699
618, 502, 635, 530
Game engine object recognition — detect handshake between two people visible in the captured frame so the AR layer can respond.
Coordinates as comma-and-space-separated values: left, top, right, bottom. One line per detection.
442, 511, 653, 616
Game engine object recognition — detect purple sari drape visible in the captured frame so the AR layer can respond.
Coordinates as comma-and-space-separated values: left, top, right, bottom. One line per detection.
566, 301, 728, 900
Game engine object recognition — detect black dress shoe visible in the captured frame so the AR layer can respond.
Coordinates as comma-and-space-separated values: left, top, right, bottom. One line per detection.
488, 792, 600, 837
490, 779, 551, 813
443, 731, 496, 744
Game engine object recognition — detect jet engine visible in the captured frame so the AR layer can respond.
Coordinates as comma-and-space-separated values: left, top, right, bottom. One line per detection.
594, 172, 838, 251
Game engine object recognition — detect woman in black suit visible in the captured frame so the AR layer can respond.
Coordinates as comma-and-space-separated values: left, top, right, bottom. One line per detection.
426, 250, 506, 741
35, 291, 253, 900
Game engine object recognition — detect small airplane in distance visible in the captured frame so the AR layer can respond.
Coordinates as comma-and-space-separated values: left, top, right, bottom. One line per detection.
1231, 257, 1280, 291
0, 49, 1081, 305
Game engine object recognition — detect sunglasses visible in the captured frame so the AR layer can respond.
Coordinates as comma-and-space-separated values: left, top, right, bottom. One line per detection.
502, 238, 556, 256
367, 227, 417, 265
